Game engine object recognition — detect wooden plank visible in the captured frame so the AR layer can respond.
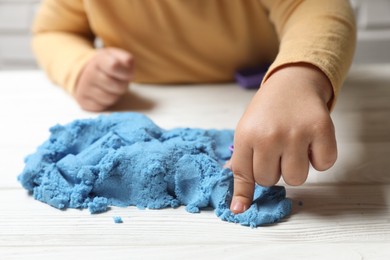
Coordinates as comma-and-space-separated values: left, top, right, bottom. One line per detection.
1, 68, 390, 258
1, 244, 390, 260
1, 185, 389, 245
1, 185, 390, 258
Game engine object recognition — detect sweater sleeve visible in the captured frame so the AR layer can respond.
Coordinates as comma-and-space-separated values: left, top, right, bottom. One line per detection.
260, 0, 356, 109
32, 0, 97, 94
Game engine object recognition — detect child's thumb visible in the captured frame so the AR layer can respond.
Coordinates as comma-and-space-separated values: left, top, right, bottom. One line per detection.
106, 47, 134, 69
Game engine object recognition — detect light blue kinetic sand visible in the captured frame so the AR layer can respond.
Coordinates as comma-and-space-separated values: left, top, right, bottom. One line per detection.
18, 113, 292, 227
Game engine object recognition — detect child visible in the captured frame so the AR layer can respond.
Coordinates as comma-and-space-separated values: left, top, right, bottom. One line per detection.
32, 0, 356, 214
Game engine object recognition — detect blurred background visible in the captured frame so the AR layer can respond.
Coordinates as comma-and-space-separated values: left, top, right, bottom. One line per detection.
0, 0, 39, 70
0, 0, 389, 70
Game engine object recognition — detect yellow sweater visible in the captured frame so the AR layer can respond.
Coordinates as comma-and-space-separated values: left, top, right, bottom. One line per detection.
32, 0, 356, 108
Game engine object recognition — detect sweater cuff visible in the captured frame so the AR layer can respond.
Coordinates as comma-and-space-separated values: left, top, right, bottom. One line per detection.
64, 50, 97, 94
261, 44, 344, 111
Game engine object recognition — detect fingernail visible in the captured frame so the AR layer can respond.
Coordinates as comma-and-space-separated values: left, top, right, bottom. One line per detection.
231, 199, 245, 214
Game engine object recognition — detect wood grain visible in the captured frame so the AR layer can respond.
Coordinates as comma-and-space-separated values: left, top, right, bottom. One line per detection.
1, 68, 390, 259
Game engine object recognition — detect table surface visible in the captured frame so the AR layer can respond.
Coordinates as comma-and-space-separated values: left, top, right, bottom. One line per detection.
1, 68, 390, 259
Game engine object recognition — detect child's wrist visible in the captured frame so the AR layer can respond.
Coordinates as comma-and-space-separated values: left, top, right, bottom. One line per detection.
266, 63, 333, 105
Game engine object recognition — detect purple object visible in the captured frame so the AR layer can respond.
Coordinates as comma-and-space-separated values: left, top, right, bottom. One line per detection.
228, 145, 234, 152
235, 65, 269, 89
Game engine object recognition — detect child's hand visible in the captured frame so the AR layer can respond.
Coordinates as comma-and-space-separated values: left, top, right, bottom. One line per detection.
75, 47, 134, 111
229, 64, 337, 214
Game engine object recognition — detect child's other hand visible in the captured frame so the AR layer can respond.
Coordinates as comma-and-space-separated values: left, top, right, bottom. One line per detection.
229, 64, 337, 214
75, 47, 134, 111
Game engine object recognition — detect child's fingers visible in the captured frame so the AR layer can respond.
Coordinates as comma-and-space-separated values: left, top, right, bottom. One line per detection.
253, 148, 282, 187
87, 85, 122, 107
309, 122, 337, 171
106, 47, 133, 66
230, 144, 255, 214
95, 67, 129, 95
75, 97, 103, 112
281, 141, 310, 186
98, 48, 134, 81
76, 83, 122, 111
75, 89, 112, 112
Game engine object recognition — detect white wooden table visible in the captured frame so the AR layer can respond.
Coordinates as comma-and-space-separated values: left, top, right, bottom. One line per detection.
1, 68, 390, 259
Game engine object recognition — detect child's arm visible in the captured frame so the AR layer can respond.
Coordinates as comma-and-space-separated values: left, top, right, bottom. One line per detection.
230, 0, 356, 213
32, 0, 96, 94
32, 0, 134, 111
